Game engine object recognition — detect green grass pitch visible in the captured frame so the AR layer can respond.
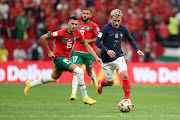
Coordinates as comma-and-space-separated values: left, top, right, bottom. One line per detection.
0, 84, 180, 120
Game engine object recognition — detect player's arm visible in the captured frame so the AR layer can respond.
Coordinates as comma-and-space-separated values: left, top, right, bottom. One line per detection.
95, 26, 109, 53
83, 42, 102, 64
86, 38, 97, 43
125, 27, 144, 56
40, 33, 55, 58
95, 26, 116, 58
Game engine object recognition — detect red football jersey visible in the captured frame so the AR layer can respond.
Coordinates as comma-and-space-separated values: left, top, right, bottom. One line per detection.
73, 21, 100, 53
48, 28, 85, 59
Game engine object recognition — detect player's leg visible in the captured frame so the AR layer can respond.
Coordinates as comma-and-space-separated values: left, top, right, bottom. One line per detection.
86, 68, 97, 93
84, 56, 97, 92
24, 68, 62, 96
70, 55, 83, 100
68, 64, 96, 105
97, 62, 116, 94
117, 57, 134, 107
70, 63, 81, 100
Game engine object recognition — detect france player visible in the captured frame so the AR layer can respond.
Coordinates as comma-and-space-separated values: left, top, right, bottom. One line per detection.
24, 16, 102, 105
95, 9, 144, 106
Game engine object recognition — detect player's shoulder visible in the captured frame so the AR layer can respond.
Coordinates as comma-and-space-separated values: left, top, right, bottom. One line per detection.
101, 23, 111, 30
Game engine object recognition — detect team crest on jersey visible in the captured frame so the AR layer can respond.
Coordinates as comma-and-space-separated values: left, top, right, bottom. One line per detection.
115, 33, 118, 39
120, 33, 123, 38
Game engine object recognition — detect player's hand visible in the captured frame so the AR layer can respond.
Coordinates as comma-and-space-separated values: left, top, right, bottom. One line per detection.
95, 57, 102, 65
107, 50, 116, 58
48, 51, 55, 58
137, 50, 144, 56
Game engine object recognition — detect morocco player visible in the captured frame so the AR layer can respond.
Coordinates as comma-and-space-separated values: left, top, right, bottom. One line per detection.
24, 16, 102, 105
70, 8, 100, 100
95, 9, 144, 106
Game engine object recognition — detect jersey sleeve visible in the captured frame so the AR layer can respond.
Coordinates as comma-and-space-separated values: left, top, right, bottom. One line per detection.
124, 26, 139, 51
77, 31, 86, 44
47, 30, 62, 39
93, 24, 100, 38
95, 25, 109, 53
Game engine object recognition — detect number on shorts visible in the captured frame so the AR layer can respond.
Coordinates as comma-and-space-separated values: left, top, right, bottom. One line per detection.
72, 56, 78, 63
63, 58, 70, 64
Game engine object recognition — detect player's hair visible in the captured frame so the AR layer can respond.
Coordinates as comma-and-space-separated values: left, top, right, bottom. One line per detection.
68, 16, 79, 21
83, 8, 92, 13
110, 9, 123, 17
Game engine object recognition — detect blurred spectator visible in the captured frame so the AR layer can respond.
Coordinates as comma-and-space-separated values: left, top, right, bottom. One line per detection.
36, 11, 46, 40
16, 10, 29, 40
155, 19, 169, 43
0, 43, 8, 61
144, 11, 155, 43
75, 2, 85, 19
13, 43, 27, 61
6, 14, 16, 39
27, 42, 44, 61
56, 0, 69, 11
0, 0, 9, 20
45, 11, 59, 32
0, 13, 7, 37
168, 14, 179, 40
27, 10, 36, 40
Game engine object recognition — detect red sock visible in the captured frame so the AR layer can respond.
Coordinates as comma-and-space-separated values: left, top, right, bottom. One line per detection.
122, 80, 130, 99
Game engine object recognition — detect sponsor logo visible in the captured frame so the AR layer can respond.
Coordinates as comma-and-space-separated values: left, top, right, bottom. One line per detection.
0, 64, 52, 82
133, 67, 180, 83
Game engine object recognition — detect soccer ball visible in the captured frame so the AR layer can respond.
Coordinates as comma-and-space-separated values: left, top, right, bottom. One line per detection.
118, 99, 133, 112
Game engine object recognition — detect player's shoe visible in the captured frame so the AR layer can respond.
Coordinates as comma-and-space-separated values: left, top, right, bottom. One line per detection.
93, 83, 98, 93
70, 94, 77, 100
83, 97, 96, 105
24, 80, 32, 96
97, 80, 103, 94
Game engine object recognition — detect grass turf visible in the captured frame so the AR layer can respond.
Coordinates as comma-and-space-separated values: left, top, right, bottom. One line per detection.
0, 84, 180, 120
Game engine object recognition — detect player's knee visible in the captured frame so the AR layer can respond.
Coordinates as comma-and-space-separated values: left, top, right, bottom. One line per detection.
73, 66, 84, 76
121, 73, 129, 80
77, 67, 84, 76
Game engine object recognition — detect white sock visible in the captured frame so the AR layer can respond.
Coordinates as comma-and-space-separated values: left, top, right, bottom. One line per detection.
90, 71, 97, 84
72, 75, 78, 95
30, 75, 56, 88
72, 67, 88, 100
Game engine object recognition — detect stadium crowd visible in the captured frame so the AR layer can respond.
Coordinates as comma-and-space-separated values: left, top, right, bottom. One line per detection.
0, 0, 180, 62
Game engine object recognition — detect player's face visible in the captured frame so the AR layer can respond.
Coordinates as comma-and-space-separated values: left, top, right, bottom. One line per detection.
68, 19, 79, 32
111, 16, 122, 29
82, 10, 92, 22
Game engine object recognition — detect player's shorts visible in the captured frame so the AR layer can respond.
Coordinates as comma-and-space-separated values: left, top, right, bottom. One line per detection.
101, 56, 127, 81
53, 57, 73, 71
72, 52, 94, 68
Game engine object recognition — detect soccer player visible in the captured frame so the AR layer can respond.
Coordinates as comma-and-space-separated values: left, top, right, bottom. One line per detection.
24, 16, 102, 105
70, 8, 100, 100
95, 9, 144, 106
